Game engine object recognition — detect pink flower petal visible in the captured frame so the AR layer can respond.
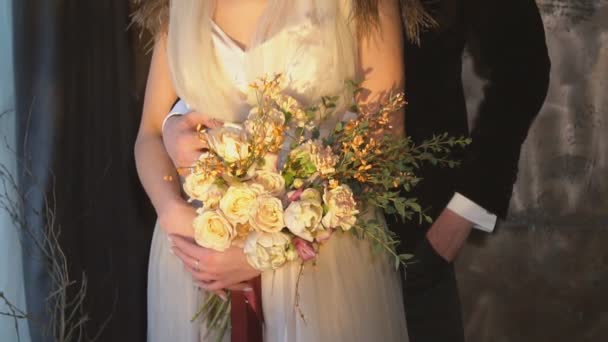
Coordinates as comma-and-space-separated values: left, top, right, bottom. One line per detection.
293, 237, 316, 261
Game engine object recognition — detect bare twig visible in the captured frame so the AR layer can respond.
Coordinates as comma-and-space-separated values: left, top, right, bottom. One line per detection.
0, 109, 107, 341
0, 291, 27, 342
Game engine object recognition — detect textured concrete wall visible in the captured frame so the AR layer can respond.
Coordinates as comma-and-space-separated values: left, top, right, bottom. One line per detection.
457, 1, 608, 341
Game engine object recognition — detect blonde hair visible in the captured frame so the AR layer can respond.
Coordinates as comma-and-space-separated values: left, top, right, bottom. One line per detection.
166, 1, 230, 119
166, 0, 359, 122
133, 0, 433, 45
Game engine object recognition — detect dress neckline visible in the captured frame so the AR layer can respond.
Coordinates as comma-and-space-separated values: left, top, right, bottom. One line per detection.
210, 0, 274, 54
211, 21, 248, 55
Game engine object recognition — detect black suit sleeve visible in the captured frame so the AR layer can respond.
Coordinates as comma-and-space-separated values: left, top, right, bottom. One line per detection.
453, 0, 551, 218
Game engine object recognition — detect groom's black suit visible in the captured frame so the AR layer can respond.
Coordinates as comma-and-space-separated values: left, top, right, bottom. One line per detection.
389, 0, 550, 341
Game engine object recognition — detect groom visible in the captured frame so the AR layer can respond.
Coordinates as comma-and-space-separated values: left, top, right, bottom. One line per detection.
164, 0, 550, 341
388, 0, 550, 341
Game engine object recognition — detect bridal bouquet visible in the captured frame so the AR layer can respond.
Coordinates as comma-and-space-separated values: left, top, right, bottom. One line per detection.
182, 75, 469, 337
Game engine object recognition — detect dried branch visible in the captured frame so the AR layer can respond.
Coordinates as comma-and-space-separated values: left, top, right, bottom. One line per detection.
0, 108, 106, 341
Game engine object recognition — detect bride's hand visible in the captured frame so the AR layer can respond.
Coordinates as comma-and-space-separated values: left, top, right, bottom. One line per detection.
169, 234, 261, 292
163, 112, 223, 170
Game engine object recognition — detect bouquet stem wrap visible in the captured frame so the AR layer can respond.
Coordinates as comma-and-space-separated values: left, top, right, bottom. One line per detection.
231, 276, 264, 342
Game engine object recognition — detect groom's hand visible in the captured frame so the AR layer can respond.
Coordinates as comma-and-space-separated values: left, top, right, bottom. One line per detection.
169, 234, 261, 292
407, 209, 473, 293
426, 208, 473, 262
162, 112, 222, 169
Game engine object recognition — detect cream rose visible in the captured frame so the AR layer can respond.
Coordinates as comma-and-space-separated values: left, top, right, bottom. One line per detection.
290, 140, 337, 177
199, 183, 227, 210
206, 124, 250, 164
284, 188, 323, 241
321, 185, 359, 231
258, 153, 279, 172
243, 232, 291, 271
182, 173, 215, 203
300, 188, 321, 202
219, 183, 264, 225
251, 170, 285, 196
193, 210, 235, 252
310, 143, 338, 176
249, 194, 285, 233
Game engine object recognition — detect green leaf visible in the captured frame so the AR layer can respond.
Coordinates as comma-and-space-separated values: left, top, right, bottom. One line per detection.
335, 121, 343, 132
284, 111, 293, 122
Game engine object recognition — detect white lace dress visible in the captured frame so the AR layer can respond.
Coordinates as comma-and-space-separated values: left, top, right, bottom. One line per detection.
147, 2, 409, 341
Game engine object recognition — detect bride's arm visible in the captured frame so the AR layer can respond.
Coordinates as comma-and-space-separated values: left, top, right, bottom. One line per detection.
134, 35, 196, 238
356, 0, 405, 136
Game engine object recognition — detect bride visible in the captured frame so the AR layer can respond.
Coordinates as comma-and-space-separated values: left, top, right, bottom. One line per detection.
134, 0, 407, 341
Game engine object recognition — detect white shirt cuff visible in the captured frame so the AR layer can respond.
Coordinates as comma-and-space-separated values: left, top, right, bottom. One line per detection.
161, 100, 190, 133
446, 192, 497, 233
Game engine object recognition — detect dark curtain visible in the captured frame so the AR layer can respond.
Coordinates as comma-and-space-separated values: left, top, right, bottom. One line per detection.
12, 1, 58, 341
13, 1, 154, 341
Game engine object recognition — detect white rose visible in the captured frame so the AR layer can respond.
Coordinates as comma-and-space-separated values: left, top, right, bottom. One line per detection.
251, 170, 285, 196
222, 164, 257, 185
199, 183, 227, 210
193, 210, 235, 252
206, 124, 250, 164
300, 188, 321, 202
219, 183, 264, 226
243, 232, 291, 271
182, 173, 215, 203
284, 188, 323, 241
321, 185, 359, 231
249, 194, 285, 233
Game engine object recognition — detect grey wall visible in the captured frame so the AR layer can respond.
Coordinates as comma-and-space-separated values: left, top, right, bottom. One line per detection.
457, 1, 608, 341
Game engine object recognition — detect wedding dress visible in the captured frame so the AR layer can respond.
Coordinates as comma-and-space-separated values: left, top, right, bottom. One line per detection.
148, 1, 408, 341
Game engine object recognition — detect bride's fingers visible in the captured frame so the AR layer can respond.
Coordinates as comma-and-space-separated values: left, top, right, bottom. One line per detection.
176, 130, 209, 151
211, 289, 228, 301
192, 271, 218, 282
171, 245, 206, 272
201, 280, 226, 292
226, 283, 254, 292
170, 130, 210, 168
187, 112, 223, 129
200, 279, 254, 293
195, 282, 227, 301
170, 244, 223, 282
170, 235, 210, 262
176, 150, 207, 175
200, 282, 251, 294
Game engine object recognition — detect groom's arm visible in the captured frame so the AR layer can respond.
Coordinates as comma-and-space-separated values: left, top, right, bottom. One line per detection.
425, 0, 550, 262
453, 0, 550, 219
